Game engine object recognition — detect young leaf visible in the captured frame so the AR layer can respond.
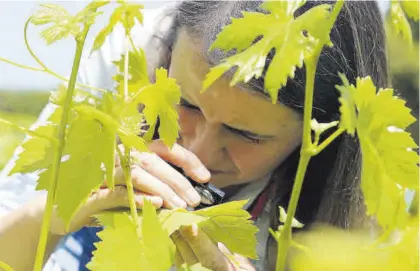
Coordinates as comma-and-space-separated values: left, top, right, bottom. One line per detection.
74, 101, 148, 152
335, 73, 357, 135
278, 206, 305, 228
113, 48, 150, 95
337, 75, 419, 230
9, 125, 57, 175
159, 209, 207, 235
9, 107, 63, 175
400, 0, 419, 21
194, 200, 259, 259
30, 4, 80, 44
92, 2, 144, 52
36, 118, 114, 227
90, 207, 177, 271
30, 3, 104, 44
142, 200, 176, 271
88, 213, 149, 271
134, 68, 181, 147
203, 1, 333, 103
390, 1, 413, 47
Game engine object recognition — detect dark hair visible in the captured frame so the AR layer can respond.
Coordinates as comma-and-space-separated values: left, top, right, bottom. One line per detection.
146, 1, 389, 268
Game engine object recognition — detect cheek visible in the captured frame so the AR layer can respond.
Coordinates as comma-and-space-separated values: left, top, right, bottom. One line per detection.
227, 140, 298, 182
178, 107, 200, 138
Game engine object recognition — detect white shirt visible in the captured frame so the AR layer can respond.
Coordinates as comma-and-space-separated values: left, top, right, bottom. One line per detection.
0, 4, 270, 271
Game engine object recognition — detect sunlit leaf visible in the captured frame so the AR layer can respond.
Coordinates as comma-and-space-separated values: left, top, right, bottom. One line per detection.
390, 1, 413, 47
337, 75, 419, 230
36, 118, 114, 227
142, 200, 176, 271
9, 107, 63, 175
400, 0, 419, 21
87, 213, 148, 271
91, 2, 143, 52
194, 200, 259, 259
134, 68, 181, 147
113, 48, 149, 95
204, 1, 336, 103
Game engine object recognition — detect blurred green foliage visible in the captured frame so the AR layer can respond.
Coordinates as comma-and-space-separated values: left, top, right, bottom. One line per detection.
0, 90, 49, 169
387, 17, 419, 144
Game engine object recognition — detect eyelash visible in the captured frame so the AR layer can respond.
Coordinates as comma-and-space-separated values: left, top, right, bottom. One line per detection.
179, 99, 264, 145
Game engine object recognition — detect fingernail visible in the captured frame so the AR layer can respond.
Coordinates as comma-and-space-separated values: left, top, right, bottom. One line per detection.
186, 187, 201, 206
148, 196, 163, 207
170, 196, 187, 209
193, 166, 211, 181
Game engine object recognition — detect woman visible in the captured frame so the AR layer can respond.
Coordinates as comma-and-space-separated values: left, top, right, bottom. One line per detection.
0, 1, 389, 270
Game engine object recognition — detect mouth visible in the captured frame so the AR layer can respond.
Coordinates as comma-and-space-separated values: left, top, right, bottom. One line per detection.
208, 169, 233, 175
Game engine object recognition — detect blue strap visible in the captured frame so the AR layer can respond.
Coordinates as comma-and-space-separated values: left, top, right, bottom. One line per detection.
70, 227, 102, 270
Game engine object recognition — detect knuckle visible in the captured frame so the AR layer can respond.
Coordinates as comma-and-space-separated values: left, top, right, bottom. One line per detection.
137, 152, 159, 169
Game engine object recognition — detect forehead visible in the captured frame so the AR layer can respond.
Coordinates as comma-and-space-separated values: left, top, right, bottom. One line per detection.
169, 29, 302, 134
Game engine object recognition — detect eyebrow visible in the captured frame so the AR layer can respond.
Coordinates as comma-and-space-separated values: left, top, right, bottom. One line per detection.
180, 97, 276, 139
206, 54, 270, 98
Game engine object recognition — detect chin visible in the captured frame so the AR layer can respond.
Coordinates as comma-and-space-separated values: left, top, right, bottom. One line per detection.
210, 174, 252, 189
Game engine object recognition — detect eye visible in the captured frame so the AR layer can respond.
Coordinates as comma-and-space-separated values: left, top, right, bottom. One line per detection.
180, 97, 200, 111
237, 132, 263, 145
224, 126, 264, 145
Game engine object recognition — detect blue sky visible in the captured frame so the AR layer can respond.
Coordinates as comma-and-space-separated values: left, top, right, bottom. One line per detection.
0, 1, 389, 91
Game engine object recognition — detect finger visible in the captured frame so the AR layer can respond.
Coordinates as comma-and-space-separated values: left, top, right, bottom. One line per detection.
67, 186, 163, 233
88, 186, 163, 211
218, 243, 256, 271
131, 151, 202, 206
172, 230, 199, 266
114, 165, 187, 209
179, 224, 233, 271
148, 141, 211, 183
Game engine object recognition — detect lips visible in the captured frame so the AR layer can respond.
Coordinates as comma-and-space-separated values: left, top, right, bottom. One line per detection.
208, 169, 233, 175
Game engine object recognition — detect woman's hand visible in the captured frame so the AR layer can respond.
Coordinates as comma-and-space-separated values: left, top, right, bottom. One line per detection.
172, 224, 256, 271
43, 140, 210, 236
114, 140, 211, 209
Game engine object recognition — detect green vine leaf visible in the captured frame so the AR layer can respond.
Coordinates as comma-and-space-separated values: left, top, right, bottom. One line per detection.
30, 3, 105, 44
390, 1, 413, 47
89, 201, 176, 271
36, 118, 114, 228
337, 75, 419, 230
159, 209, 207, 235
88, 213, 149, 271
142, 200, 176, 271
134, 68, 181, 147
400, 0, 419, 22
113, 48, 150, 95
92, 2, 144, 52
203, 1, 334, 103
194, 200, 259, 259
9, 107, 63, 175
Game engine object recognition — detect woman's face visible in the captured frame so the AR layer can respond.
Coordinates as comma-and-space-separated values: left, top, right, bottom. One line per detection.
169, 29, 303, 188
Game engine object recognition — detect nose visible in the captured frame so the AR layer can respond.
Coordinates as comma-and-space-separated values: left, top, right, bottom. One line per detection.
188, 122, 227, 167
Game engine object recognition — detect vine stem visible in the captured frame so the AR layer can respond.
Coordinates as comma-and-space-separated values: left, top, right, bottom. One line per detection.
19, 18, 110, 95
275, 53, 318, 271
274, 2, 344, 270
0, 261, 13, 271
0, 118, 58, 144
33, 29, 89, 271
314, 127, 345, 155
116, 146, 140, 235
121, 34, 141, 234
0, 57, 43, 71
